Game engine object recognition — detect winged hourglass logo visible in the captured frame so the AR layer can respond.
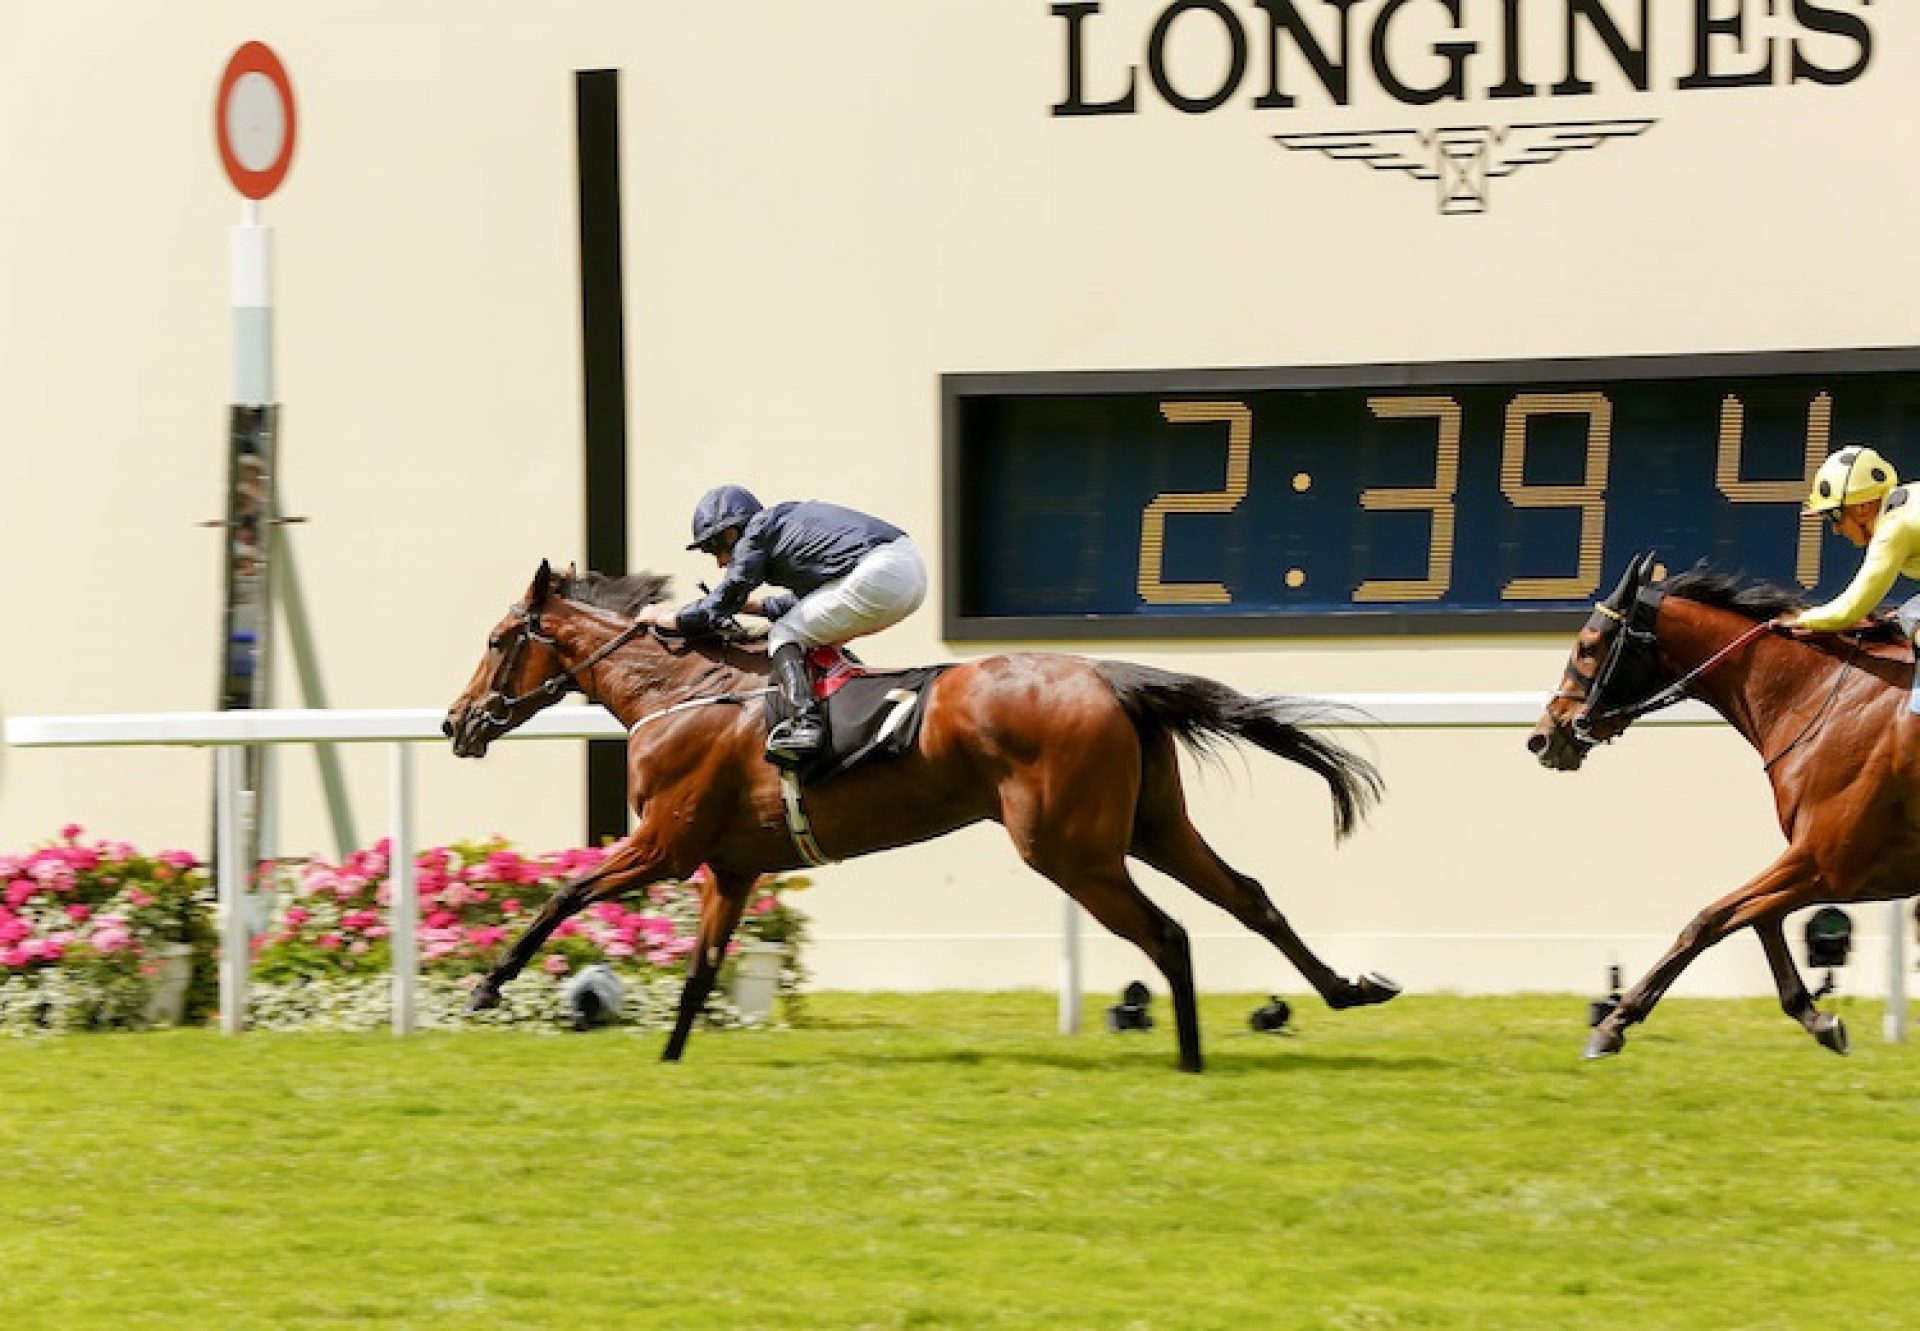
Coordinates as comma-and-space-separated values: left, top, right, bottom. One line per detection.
1274, 119, 1655, 216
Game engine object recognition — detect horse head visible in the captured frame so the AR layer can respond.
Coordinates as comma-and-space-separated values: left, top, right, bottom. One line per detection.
1528, 551, 1667, 771
443, 559, 582, 757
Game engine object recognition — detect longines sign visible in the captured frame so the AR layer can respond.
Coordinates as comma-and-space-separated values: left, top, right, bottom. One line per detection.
1051, 0, 1876, 214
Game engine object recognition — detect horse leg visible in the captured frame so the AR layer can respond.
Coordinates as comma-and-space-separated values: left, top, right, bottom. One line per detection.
1755, 916, 1849, 1055
1062, 868, 1201, 1072
1585, 850, 1816, 1059
1132, 819, 1398, 1011
466, 833, 670, 1012
1128, 739, 1397, 1010
662, 869, 755, 1063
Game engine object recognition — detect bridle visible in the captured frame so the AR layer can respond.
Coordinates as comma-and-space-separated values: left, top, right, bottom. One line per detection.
1556, 584, 1776, 752
475, 601, 656, 727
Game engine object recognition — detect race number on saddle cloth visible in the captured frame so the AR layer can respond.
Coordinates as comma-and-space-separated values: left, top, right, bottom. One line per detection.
1791, 445, 1920, 713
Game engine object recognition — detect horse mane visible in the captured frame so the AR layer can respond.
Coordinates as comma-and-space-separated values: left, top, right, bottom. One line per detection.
1659, 566, 1806, 621
554, 568, 674, 619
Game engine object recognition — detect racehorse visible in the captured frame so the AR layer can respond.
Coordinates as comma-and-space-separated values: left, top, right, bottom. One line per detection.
1530, 552, 1920, 1059
442, 560, 1400, 1071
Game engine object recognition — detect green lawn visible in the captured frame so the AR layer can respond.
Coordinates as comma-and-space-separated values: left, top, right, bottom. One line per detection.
3, 993, 1917, 1330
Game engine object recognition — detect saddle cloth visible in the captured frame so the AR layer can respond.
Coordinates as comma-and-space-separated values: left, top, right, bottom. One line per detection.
763, 656, 949, 785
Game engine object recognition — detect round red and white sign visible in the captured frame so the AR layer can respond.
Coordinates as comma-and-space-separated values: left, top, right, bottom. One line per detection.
216, 42, 297, 200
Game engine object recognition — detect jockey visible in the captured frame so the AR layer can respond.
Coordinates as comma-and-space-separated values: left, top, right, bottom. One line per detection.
639, 484, 929, 766
1785, 447, 1920, 708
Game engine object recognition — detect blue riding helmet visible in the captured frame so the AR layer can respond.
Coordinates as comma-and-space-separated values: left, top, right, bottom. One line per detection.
686, 484, 763, 551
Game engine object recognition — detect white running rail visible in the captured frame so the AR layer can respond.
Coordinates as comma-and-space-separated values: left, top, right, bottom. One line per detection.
6, 696, 1903, 1043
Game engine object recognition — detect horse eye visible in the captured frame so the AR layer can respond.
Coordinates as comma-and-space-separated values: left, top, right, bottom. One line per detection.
488, 636, 502, 652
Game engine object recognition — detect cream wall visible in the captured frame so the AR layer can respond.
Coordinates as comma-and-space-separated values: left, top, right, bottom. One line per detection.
4, 2, 1917, 1002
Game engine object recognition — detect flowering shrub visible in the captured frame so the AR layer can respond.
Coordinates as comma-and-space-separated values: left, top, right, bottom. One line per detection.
0, 826, 216, 1033
0, 830, 810, 1035
248, 838, 810, 1031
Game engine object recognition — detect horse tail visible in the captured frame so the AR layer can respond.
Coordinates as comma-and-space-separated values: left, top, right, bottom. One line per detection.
1090, 661, 1382, 841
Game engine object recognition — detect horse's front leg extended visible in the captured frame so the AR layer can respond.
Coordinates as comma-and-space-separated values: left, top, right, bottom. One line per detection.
465, 834, 670, 1013
662, 869, 756, 1063
1586, 850, 1816, 1059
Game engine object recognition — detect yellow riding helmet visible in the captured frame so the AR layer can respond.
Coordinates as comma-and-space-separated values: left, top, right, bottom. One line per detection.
1804, 444, 1898, 514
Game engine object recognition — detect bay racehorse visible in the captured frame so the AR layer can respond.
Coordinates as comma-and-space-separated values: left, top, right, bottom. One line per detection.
1530, 552, 1920, 1058
443, 561, 1400, 1071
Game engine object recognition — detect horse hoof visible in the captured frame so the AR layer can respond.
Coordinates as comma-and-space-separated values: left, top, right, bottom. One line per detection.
1582, 1028, 1624, 1060
1328, 971, 1402, 1010
1814, 1013, 1850, 1056
465, 984, 501, 1015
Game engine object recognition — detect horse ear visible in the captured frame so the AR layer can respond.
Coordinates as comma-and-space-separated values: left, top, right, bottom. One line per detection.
1637, 549, 1662, 587
531, 559, 552, 605
1603, 555, 1644, 609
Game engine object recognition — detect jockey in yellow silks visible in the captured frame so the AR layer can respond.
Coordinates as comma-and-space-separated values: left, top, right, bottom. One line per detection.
1784, 446, 1920, 711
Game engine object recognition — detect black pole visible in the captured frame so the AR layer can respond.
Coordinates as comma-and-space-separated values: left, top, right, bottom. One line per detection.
576, 69, 631, 845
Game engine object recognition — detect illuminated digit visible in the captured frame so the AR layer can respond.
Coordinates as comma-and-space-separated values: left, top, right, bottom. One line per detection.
1715, 391, 1829, 590
1500, 391, 1612, 600
1137, 401, 1251, 606
1354, 396, 1461, 602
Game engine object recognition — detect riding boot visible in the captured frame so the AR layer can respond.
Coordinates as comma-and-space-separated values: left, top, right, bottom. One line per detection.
766, 643, 828, 767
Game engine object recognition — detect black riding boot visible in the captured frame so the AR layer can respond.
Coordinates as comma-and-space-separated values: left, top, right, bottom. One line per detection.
766, 644, 828, 767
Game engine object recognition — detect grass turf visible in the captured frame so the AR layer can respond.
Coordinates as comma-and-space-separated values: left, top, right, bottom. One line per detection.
2, 992, 1918, 1330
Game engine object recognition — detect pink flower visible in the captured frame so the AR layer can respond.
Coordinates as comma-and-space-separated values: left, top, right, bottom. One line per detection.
425, 910, 457, 930
158, 850, 199, 871
65, 904, 91, 923
316, 932, 343, 951
543, 955, 570, 976
60, 823, 83, 842
6, 881, 35, 909
90, 927, 131, 955
500, 898, 521, 916
285, 906, 311, 926
127, 888, 154, 908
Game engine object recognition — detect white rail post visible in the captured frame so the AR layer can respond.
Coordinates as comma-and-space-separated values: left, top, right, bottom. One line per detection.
216, 745, 248, 1034
1886, 899, 1907, 1044
1059, 899, 1082, 1034
390, 743, 417, 1036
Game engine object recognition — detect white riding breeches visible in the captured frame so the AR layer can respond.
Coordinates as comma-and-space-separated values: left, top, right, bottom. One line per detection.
767, 538, 928, 652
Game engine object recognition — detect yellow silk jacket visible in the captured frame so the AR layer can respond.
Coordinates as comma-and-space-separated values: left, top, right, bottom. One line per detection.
1798, 486, 1920, 630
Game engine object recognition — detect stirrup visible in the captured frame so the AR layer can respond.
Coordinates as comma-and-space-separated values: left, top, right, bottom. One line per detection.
766, 715, 826, 766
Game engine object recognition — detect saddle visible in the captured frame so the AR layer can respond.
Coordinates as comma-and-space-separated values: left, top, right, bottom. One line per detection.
763, 646, 949, 785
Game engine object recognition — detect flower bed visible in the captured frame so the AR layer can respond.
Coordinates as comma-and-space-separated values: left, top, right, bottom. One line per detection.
0, 829, 809, 1034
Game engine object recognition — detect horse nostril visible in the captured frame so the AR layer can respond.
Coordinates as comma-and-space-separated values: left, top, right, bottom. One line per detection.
441, 717, 455, 739
1526, 731, 1548, 755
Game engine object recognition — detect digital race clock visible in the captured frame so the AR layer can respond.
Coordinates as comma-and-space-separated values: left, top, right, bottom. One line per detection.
942, 348, 1920, 638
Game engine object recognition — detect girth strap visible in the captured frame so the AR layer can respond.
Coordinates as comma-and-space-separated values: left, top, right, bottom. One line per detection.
779, 771, 836, 867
